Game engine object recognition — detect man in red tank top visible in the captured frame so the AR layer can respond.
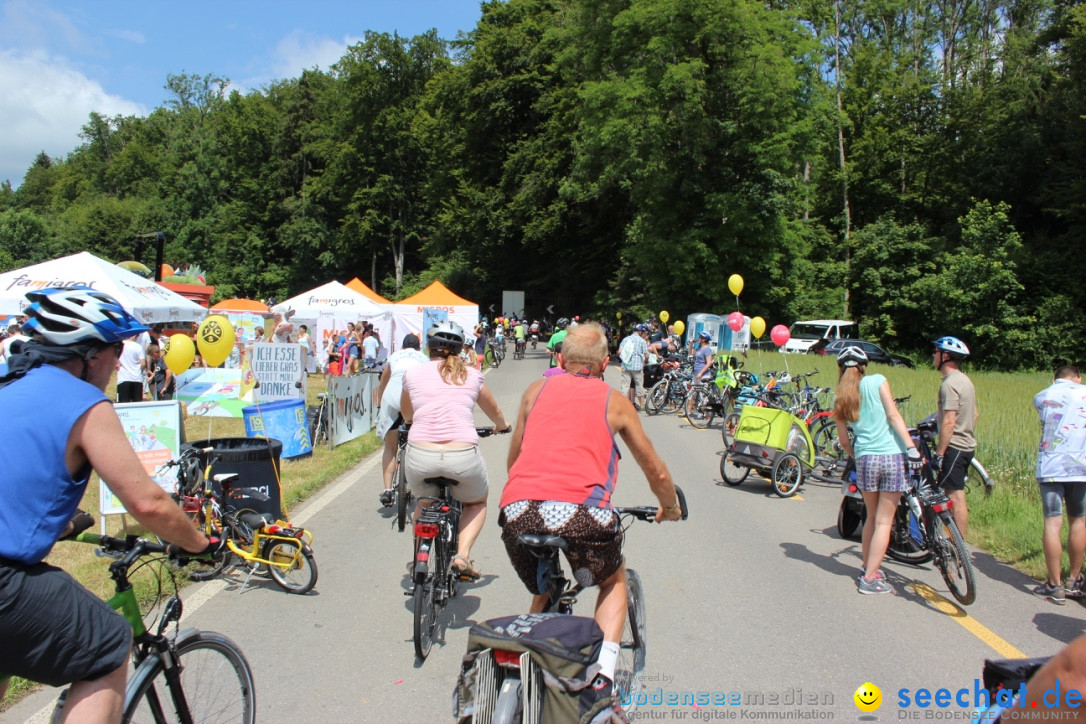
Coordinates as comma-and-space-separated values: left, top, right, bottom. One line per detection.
500, 322, 681, 693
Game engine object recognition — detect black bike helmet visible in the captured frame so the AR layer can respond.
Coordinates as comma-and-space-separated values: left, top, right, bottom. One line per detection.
836, 345, 869, 368
556, 317, 569, 329
427, 320, 465, 356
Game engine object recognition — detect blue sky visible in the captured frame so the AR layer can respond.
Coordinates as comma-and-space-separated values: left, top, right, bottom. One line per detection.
0, 0, 485, 188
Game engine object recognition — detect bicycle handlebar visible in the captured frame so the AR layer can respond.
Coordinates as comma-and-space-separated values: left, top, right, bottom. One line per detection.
614, 486, 689, 522
476, 425, 513, 437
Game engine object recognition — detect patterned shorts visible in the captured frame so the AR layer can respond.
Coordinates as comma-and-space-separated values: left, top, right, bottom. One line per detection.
500, 501, 623, 594
855, 453, 909, 493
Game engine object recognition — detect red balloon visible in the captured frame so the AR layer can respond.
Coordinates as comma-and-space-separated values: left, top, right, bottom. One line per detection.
727, 312, 744, 332
770, 324, 791, 347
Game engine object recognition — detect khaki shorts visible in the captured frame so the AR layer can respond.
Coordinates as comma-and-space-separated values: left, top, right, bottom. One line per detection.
404, 444, 488, 502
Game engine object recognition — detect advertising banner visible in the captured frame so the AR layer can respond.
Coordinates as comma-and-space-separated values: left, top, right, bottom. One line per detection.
101, 401, 184, 517
328, 373, 376, 448
175, 368, 253, 418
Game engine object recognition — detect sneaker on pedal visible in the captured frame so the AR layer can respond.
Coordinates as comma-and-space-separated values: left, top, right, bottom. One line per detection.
1033, 582, 1067, 605
379, 489, 394, 507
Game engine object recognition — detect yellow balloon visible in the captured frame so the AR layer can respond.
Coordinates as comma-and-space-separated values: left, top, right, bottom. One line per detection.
673, 320, 685, 337
659, 310, 669, 323
164, 334, 195, 376
728, 274, 744, 297
197, 315, 236, 367
750, 316, 766, 339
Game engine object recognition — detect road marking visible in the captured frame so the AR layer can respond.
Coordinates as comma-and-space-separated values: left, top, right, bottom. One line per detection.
908, 583, 1025, 658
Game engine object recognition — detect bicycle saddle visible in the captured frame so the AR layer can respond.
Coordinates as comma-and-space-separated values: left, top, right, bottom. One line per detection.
517, 533, 568, 553
238, 510, 276, 529
423, 476, 459, 488
213, 473, 240, 485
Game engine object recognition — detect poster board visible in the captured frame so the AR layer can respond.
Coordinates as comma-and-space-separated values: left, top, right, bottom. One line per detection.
249, 343, 307, 402
100, 401, 184, 518
175, 368, 253, 417
328, 373, 377, 448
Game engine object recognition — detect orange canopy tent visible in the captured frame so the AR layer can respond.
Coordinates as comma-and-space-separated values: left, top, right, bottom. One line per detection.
397, 281, 475, 307
392, 281, 479, 341
210, 298, 270, 313
345, 278, 392, 305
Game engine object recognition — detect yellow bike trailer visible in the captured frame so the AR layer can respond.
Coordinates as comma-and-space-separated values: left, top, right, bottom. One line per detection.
720, 405, 814, 497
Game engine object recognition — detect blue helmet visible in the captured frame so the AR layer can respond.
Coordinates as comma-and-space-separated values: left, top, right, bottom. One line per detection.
933, 336, 970, 359
23, 286, 149, 346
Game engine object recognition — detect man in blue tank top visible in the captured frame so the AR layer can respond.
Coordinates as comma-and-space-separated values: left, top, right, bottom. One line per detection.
0, 287, 214, 721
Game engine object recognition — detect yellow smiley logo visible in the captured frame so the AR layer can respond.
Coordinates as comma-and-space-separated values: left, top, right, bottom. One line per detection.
853, 682, 882, 712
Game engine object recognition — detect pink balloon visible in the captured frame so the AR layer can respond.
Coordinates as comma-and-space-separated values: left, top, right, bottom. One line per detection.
727, 311, 744, 332
770, 324, 790, 347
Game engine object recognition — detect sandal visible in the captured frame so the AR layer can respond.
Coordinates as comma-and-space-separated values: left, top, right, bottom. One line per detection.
451, 554, 481, 581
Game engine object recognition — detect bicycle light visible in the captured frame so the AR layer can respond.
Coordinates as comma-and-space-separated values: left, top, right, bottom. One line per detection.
415, 522, 440, 539
932, 500, 953, 513
493, 649, 521, 669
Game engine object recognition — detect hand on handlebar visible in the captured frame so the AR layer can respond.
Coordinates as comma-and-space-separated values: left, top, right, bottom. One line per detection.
167, 535, 225, 563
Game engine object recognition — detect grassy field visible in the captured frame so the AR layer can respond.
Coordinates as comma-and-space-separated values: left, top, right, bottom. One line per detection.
2, 374, 380, 709
738, 349, 1053, 577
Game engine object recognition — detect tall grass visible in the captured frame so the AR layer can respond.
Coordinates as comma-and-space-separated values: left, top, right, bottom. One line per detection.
741, 349, 1054, 579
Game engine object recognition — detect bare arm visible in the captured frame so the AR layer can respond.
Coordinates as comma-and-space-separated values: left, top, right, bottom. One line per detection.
376, 364, 391, 401
476, 384, 510, 432
400, 385, 414, 423
938, 409, 958, 457
836, 417, 854, 459
878, 381, 915, 450
70, 403, 208, 552
608, 390, 680, 522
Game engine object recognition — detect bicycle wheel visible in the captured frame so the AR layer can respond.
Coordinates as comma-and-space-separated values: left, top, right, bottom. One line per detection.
614, 569, 647, 717
484, 347, 495, 368
932, 514, 976, 605
720, 411, 741, 447
885, 501, 934, 564
645, 380, 668, 415
663, 380, 686, 414
307, 404, 328, 447
123, 629, 255, 723
720, 453, 750, 486
836, 498, 864, 540
262, 539, 318, 594
413, 581, 436, 660
812, 419, 849, 461
685, 387, 714, 429
771, 453, 803, 497
395, 453, 410, 533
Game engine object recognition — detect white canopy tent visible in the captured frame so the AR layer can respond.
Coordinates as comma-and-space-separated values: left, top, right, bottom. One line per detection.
0, 251, 209, 323
273, 281, 393, 364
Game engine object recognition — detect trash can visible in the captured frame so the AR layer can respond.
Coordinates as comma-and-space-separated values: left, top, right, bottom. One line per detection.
181, 437, 283, 519
241, 399, 313, 459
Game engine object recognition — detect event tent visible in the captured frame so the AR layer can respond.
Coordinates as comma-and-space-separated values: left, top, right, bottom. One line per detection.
210, 298, 270, 313
345, 278, 393, 305
273, 281, 392, 363
393, 281, 479, 341
0, 251, 209, 323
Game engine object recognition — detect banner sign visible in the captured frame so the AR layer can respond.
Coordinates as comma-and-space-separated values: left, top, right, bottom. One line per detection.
249, 343, 307, 402
101, 401, 184, 516
175, 368, 253, 417
421, 307, 449, 339
328, 373, 376, 448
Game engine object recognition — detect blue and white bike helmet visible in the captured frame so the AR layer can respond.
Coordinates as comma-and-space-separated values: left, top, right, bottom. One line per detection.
933, 336, 970, 359
23, 286, 149, 346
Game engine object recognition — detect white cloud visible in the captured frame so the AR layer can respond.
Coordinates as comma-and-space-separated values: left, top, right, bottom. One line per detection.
0, 49, 145, 187
249, 29, 361, 88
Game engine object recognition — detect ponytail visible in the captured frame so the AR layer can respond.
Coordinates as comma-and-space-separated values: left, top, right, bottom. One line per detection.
833, 366, 864, 423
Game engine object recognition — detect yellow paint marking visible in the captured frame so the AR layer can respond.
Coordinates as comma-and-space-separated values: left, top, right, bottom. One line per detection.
790, 494, 804, 501
908, 583, 1024, 658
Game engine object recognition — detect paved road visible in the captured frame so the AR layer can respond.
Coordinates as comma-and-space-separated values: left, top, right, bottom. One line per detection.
7, 347, 1084, 722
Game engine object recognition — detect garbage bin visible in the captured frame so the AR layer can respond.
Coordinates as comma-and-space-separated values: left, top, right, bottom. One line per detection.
181, 437, 283, 519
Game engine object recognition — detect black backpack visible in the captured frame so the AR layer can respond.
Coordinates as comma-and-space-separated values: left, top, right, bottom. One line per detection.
454, 613, 619, 723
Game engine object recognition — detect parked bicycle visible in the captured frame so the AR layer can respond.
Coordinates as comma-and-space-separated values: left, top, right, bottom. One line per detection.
459, 488, 689, 723
307, 392, 331, 448
410, 426, 510, 660
0, 530, 256, 723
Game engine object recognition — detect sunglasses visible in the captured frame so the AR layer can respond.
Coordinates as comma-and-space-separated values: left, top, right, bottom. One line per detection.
111, 341, 124, 355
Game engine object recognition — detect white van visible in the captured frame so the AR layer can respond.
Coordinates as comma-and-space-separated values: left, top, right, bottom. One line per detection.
781, 319, 856, 354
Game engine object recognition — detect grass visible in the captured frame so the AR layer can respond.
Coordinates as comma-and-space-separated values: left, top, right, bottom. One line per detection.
1, 374, 380, 710
741, 349, 1056, 580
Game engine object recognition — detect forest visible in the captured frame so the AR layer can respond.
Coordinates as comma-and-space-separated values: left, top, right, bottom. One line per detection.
1, 0, 1083, 370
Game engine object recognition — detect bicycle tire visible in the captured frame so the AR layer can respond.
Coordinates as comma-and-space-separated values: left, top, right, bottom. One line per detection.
720, 411, 741, 448
262, 539, 318, 595
685, 387, 714, 429
123, 629, 256, 723
413, 581, 436, 660
645, 380, 668, 416
395, 453, 410, 533
885, 501, 934, 564
811, 420, 845, 460
614, 569, 647, 717
933, 514, 976, 605
836, 499, 864, 540
771, 453, 803, 497
720, 453, 750, 486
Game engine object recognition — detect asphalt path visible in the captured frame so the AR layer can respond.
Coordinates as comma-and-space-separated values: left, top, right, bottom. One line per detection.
7, 346, 1085, 722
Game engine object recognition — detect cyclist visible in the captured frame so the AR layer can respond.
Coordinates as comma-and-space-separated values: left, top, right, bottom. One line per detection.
693, 331, 715, 381
501, 322, 680, 697
513, 319, 527, 356
547, 317, 569, 369
400, 321, 511, 579
932, 336, 977, 539
0, 287, 214, 721
375, 334, 430, 507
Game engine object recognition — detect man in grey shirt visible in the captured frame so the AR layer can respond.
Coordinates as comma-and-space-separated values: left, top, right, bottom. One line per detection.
932, 336, 977, 539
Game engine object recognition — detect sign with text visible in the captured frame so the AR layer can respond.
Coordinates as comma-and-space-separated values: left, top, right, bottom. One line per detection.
176, 367, 252, 417
101, 401, 184, 516
328, 373, 376, 448
250, 343, 307, 402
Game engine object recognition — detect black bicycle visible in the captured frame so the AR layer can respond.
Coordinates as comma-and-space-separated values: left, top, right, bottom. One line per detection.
410, 427, 510, 660
307, 393, 331, 448
390, 422, 412, 532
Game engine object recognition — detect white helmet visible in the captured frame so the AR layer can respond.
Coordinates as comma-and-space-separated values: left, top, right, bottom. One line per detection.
427, 320, 465, 355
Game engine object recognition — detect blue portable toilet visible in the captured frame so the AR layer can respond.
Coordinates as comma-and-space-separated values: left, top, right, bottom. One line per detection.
721, 315, 751, 351
684, 313, 724, 353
